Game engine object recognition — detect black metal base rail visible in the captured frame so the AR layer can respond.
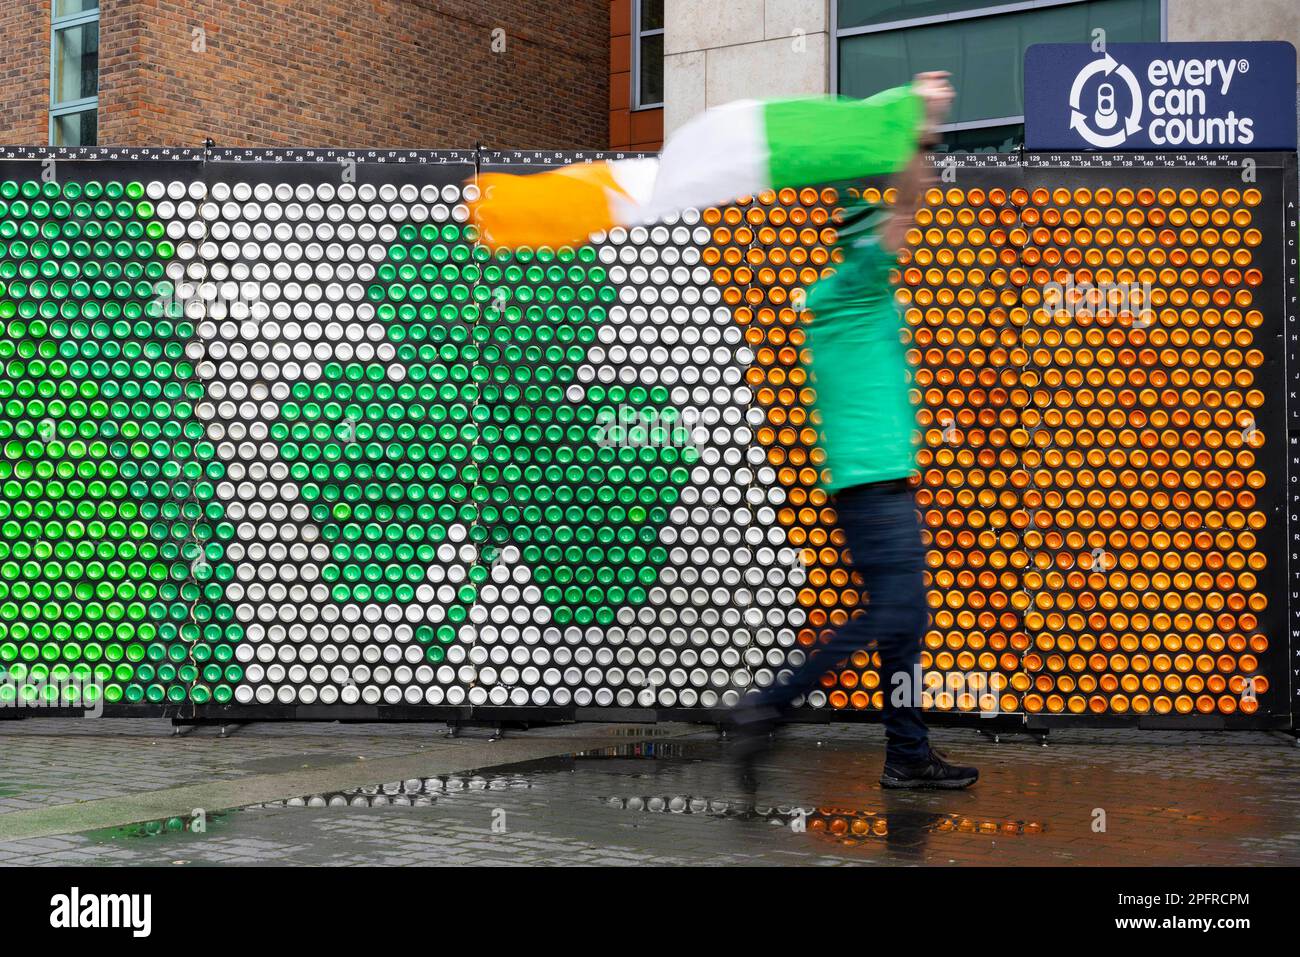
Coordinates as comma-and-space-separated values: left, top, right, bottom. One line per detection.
0, 704, 1289, 734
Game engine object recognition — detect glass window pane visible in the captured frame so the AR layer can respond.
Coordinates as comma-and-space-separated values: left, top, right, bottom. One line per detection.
639, 33, 664, 107
52, 21, 98, 105
640, 0, 664, 32
839, 0, 1012, 30
936, 122, 1024, 153
54, 0, 98, 17
837, 0, 1159, 128
53, 108, 97, 147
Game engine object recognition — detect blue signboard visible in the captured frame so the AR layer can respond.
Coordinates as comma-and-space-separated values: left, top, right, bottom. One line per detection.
1024, 41, 1297, 151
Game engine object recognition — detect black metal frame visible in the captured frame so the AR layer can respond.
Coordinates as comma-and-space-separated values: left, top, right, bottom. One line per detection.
1282, 152, 1300, 733
0, 146, 1294, 732
3, 701, 1285, 735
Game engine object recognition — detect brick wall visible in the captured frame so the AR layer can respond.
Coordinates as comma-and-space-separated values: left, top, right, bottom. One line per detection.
0, 0, 51, 144
610, 0, 663, 151
2, 0, 610, 149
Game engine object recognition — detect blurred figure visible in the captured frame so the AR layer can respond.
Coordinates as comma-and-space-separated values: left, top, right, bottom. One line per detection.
467, 70, 978, 790
729, 73, 978, 791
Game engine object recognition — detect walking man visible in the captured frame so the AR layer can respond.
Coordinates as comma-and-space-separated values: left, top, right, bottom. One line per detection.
730, 72, 979, 790
469, 69, 980, 789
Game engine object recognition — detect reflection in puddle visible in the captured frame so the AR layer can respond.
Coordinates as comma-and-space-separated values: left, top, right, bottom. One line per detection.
229, 735, 1047, 859
592, 726, 680, 739
87, 811, 228, 841
255, 743, 693, 809
249, 774, 534, 809
601, 795, 1045, 849
571, 742, 693, 759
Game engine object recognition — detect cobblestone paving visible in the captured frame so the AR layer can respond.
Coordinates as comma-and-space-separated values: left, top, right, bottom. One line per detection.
0, 721, 1295, 865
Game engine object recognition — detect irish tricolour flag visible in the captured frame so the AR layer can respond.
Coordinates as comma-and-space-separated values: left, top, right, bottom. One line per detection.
471, 85, 922, 249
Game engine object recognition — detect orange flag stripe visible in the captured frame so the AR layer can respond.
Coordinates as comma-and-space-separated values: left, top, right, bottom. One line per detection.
472, 163, 627, 250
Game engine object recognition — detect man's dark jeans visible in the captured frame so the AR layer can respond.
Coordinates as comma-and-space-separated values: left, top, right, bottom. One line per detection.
744, 479, 930, 764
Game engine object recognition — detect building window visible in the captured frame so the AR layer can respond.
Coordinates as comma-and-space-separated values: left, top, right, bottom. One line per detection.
832, 0, 1163, 151
50, 0, 99, 146
633, 0, 664, 109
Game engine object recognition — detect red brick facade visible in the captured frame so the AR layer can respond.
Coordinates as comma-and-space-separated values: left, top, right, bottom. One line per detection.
609, 0, 663, 152
2, 0, 611, 150
0, 0, 52, 144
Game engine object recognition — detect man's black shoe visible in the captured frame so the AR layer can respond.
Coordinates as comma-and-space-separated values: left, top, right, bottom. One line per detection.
880, 746, 978, 790
716, 706, 783, 794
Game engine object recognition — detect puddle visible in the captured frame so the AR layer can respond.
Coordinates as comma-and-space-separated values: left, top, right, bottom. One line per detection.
601, 795, 1046, 848
128, 733, 1041, 859
603, 795, 1046, 834
570, 741, 696, 759
590, 726, 681, 739
247, 773, 535, 809
84, 811, 228, 842
242, 742, 694, 810
241, 736, 1046, 855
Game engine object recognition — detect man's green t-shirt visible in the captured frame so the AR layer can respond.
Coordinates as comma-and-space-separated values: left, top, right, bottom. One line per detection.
804, 204, 916, 493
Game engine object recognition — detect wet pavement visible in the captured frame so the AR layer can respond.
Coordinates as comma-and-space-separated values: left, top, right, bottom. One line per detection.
0, 719, 1296, 865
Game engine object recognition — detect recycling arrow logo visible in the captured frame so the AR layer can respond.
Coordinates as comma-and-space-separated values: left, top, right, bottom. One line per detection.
1068, 52, 1143, 148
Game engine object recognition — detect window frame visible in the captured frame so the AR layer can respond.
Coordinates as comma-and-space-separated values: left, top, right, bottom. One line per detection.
632, 0, 665, 111
50, 2, 100, 146
830, 0, 1167, 141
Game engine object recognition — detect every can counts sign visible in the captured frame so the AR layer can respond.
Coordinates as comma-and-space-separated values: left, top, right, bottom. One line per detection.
1024, 41, 1297, 151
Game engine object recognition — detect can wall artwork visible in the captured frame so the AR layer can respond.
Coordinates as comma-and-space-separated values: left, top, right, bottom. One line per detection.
0, 152, 1286, 723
